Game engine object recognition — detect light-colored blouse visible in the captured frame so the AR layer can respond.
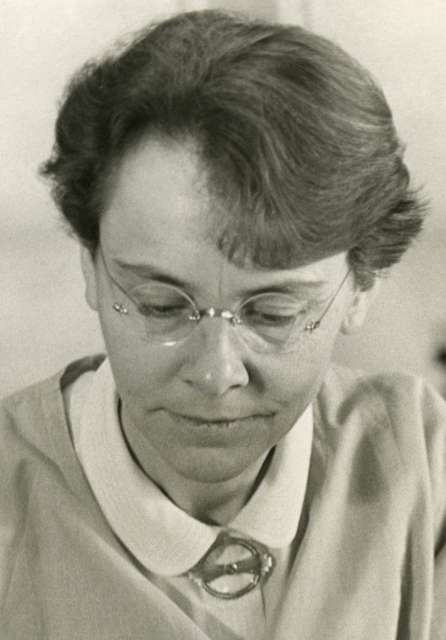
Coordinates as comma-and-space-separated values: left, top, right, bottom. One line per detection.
69, 358, 313, 640
1, 354, 445, 639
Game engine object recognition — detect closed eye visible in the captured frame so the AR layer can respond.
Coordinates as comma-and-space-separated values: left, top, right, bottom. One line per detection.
241, 304, 308, 327
137, 302, 190, 318
247, 312, 297, 327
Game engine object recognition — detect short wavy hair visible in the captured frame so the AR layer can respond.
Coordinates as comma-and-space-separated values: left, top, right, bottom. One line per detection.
41, 9, 425, 289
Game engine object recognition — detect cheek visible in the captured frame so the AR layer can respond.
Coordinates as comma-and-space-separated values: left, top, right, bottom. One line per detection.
98, 309, 183, 403
263, 357, 321, 406
262, 331, 338, 403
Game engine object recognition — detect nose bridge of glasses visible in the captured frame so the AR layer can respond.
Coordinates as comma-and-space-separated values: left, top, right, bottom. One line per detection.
188, 308, 243, 347
197, 307, 241, 325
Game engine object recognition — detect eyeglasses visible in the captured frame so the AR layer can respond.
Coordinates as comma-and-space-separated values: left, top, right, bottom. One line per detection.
99, 247, 350, 354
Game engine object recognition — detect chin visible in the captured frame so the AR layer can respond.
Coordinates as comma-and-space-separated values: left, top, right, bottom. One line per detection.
168, 447, 263, 484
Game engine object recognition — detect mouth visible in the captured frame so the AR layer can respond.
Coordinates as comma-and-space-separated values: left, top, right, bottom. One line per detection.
169, 411, 272, 429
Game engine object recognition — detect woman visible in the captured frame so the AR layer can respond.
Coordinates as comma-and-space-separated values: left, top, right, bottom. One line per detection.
1, 10, 444, 639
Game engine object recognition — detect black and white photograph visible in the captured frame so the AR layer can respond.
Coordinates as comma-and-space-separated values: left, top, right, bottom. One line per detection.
1, 2, 446, 638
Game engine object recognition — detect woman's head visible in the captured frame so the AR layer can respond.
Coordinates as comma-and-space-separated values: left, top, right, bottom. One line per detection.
41, 9, 425, 290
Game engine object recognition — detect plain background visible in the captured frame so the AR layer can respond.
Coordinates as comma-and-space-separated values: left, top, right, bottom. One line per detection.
2, 0, 446, 396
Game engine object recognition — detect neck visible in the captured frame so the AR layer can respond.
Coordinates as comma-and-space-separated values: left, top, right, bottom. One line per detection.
120, 409, 272, 525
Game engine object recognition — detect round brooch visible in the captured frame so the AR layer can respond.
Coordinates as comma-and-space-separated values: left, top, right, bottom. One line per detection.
187, 531, 275, 600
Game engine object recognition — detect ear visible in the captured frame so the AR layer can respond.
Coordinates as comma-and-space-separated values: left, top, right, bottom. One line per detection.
340, 278, 381, 334
80, 246, 99, 312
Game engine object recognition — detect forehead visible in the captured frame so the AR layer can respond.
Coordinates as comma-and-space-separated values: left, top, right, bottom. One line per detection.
100, 137, 347, 294
102, 136, 210, 248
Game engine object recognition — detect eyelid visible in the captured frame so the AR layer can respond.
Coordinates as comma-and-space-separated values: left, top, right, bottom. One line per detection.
114, 260, 327, 298
120, 270, 328, 310
239, 291, 325, 307
126, 279, 198, 307
127, 281, 327, 308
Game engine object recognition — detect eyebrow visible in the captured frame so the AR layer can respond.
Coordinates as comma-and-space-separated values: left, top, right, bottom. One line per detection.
114, 259, 328, 296
115, 259, 191, 289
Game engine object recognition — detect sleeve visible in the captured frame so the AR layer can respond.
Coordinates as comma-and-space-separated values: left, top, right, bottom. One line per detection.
0, 396, 45, 636
433, 546, 446, 640
421, 382, 446, 639
0, 401, 24, 607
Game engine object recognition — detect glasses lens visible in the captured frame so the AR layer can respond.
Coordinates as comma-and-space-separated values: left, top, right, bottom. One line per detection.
238, 293, 309, 348
125, 283, 313, 351
129, 282, 196, 341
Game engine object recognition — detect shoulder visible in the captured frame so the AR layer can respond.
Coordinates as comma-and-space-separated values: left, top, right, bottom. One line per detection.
317, 364, 446, 533
0, 354, 105, 611
0, 354, 105, 466
319, 363, 446, 439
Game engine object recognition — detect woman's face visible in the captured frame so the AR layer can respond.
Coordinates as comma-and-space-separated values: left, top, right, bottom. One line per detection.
82, 137, 374, 485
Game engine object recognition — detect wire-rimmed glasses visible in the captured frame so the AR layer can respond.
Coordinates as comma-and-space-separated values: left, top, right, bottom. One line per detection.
99, 247, 351, 354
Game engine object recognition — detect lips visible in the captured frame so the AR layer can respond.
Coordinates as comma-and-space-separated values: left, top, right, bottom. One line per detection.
169, 411, 272, 427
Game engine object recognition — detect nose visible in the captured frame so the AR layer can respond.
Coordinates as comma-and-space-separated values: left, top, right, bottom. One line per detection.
178, 317, 250, 397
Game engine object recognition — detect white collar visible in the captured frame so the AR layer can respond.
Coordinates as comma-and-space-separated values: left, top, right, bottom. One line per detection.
74, 359, 313, 576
